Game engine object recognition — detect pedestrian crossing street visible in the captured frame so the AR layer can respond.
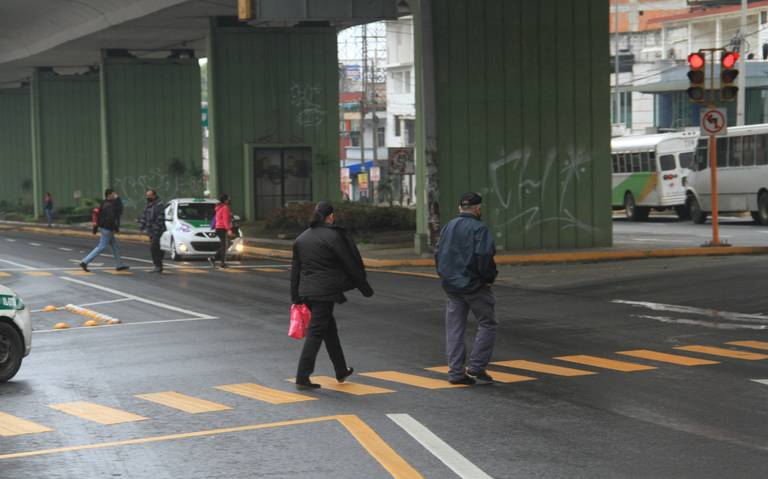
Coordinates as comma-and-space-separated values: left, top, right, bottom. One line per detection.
2, 339, 767, 440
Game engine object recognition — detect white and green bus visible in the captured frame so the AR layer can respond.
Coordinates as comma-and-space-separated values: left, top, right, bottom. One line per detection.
611, 130, 698, 221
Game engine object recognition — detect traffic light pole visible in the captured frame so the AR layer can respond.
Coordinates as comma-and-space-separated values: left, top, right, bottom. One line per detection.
702, 48, 726, 247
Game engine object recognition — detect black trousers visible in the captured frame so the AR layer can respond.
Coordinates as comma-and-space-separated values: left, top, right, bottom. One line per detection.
215, 229, 229, 263
150, 235, 164, 268
296, 301, 348, 381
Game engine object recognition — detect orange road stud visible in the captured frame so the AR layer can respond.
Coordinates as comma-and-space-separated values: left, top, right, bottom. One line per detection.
43, 305, 58, 312
83, 320, 99, 327
107, 319, 121, 325
53, 322, 70, 330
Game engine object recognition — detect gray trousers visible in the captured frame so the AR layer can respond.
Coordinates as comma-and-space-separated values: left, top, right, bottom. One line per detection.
445, 286, 498, 380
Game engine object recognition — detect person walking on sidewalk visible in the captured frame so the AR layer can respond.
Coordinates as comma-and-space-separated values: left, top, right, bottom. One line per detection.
79, 189, 129, 273
43, 192, 54, 227
435, 192, 498, 386
208, 193, 233, 269
290, 201, 374, 390
139, 189, 166, 273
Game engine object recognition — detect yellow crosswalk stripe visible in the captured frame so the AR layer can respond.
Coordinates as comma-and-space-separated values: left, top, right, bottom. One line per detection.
255, 268, 285, 273
617, 350, 719, 366
104, 270, 133, 276
556, 355, 657, 372
0, 272, 11, 277
674, 345, 768, 360
492, 360, 597, 376
24, 271, 52, 277
218, 268, 247, 273
359, 371, 467, 389
726, 340, 768, 351
0, 412, 53, 436
214, 383, 316, 404
176, 268, 208, 274
424, 366, 537, 384
135, 391, 232, 414
286, 376, 396, 396
63, 270, 93, 276
49, 401, 149, 425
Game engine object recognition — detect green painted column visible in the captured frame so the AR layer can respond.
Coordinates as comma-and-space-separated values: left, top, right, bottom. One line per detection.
0, 87, 33, 212
30, 70, 44, 218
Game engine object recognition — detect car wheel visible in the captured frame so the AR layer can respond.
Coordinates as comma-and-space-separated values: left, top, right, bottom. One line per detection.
753, 192, 768, 226
0, 322, 23, 383
170, 237, 181, 262
688, 195, 708, 224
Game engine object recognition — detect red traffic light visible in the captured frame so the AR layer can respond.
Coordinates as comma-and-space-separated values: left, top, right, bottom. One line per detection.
722, 51, 740, 69
688, 53, 705, 69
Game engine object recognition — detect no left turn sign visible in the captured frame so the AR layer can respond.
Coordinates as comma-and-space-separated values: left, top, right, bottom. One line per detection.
700, 108, 727, 136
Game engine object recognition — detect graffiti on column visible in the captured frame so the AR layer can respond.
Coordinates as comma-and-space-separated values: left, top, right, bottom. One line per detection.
290, 83, 325, 128
113, 168, 205, 210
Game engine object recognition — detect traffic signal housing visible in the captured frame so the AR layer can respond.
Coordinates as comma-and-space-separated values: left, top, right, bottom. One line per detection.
687, 52, 706, 103
721, 51, 739, 102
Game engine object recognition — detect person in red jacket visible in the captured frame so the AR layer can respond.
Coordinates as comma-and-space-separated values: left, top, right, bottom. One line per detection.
209, 193, 233, 269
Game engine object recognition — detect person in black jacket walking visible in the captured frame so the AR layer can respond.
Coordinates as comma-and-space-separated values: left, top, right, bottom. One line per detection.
290, 201, 374, 390
435, 192, 498, 385
79, 189, 129, 272
139, 189, 166, 273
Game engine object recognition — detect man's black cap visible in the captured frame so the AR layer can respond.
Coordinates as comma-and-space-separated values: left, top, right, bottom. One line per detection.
459, 192, 482, 207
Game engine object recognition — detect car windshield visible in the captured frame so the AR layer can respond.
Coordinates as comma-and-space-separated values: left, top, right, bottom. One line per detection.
177, 203, 215, 221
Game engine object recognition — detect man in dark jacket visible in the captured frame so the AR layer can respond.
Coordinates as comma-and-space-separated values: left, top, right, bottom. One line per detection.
79, 189, 129, 272
435, 192, 498, 385
139, 189, 166, 273
291, 201, 374, 389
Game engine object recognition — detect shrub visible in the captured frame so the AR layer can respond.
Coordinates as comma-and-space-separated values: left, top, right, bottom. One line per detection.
264, 202, 415, 234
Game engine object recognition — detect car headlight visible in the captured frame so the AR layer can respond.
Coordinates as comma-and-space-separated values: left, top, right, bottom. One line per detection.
235, 244, 244, 252
179, 243, 189, 252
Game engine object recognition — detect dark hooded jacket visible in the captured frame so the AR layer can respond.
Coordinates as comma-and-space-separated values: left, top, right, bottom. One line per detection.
291, 224, 373, 304
435, 213, 498, 294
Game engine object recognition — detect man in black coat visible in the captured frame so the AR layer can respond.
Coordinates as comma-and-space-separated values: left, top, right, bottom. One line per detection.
291, 201, 374, 389
139, 189, 166, 273
79, 189, 129, 273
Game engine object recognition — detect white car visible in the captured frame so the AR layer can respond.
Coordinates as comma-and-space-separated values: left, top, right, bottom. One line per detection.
0, 285, 31, 382
159, 198, 245, 261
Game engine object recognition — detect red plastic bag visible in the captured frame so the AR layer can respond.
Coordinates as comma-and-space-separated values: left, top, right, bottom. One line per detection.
289, 304, 311, 339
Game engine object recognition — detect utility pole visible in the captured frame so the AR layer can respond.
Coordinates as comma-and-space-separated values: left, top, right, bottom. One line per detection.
359, 23, 368, 201
614, 1, 621, 125
737, 0, 747, 126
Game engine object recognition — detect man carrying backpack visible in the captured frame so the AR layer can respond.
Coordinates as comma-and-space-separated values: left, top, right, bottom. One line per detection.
79, 189, 129, 273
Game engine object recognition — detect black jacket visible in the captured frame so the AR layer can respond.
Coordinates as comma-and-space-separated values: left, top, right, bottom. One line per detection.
139, 199, 166, 238
291, 224, 374, 304
435, 213, 498, 294
97, 200, 119, 232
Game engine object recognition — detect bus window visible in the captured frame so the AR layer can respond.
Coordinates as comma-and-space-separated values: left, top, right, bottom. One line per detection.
742, 136, 756, 166
632, 153, 642, 172
679, 152, 695, 170
716, 137, 728, 168
612, 154, 619, 173
640, 152, 650, 171
695, 139, 709, 170
659, 154, 676, 171
756, 135, 768, 165
729, 136, 743, 167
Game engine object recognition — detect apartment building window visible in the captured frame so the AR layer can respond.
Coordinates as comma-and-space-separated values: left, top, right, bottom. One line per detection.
377, 127, 386, 147
394, 115, 401, 137
392, 71, 412, 94
611, 91, 632, 127
761, 11, 767, 25
404, 119, 415, 146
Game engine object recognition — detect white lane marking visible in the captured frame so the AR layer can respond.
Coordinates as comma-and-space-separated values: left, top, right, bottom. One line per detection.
0, 266, 155, 272
28, 242, 41, 247
60, 277, 216, 320
58, 247, 73, 252
634, 314, 768, 330
0, 258, 35, 270
79, 298, 134, 307
104, 254, 182, 269
387, 414, 494, 479
751, 379, 768, 385
33, 316, 217, 334
614, 300, 768, 324
5, 238, 16, 242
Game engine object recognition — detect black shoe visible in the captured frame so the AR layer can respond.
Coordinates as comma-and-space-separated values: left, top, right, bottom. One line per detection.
78, 262, 90, 273
116, 266, 130, 272
296, 379, 321, 390
336, 367, 354, 383
449, 374, 476, 386
220, 263, 228, 269
466, 369, 494, 385
150, 267, 163, 273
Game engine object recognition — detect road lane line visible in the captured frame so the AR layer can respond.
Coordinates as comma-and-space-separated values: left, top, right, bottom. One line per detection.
217, 268, 247, 274
49, 402, 148, 425
285, 376, 396, 396
674, 345, 768, 360
58, 247, 73, 252
555, 355, 657, 372
0, 412, 53, 437
79, 298, 133, 307
214, 383, 317, 404
24, 271, 52, 277
63, 270, 93, 276
60, 277, 216, 320
491, 360, 597, 377
0, 272, 9, 277
0, 258, 35, 270
33, 316, 216, 333
727, 340, 768, 351
633, 314, 768, 330
617, 350, 719, 366
28, 242, 41, 247
425, 366, 537, 384
103, 270, 134, 275
359, 371, 467, 389
387, 414, 492, 479
4, 239, 15, 242
175, 268, 208, 274
613, 299, 768, 323
254, 268, 286, 273
751, 379, 768, 386
135, 392, 232, 414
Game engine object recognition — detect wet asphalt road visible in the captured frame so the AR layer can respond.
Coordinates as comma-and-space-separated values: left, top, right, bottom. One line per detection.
1, 227, 768, 478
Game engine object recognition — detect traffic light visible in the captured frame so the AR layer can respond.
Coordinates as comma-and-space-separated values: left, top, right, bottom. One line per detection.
687, 52, 706, 103
720, 51, 739, 102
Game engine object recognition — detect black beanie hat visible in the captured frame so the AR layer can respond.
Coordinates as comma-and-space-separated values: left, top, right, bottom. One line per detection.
459, 192, 482, 207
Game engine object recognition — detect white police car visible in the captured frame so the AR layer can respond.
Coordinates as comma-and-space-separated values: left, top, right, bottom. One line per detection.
0, 285, 31, 383
159, 198, 245, 261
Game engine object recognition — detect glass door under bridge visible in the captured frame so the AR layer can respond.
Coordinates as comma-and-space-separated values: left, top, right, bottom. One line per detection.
251, 147, 312, 219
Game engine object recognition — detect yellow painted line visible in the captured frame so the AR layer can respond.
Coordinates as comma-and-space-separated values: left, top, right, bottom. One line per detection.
254, 268, 286, 273
48, 402, 149, 425
214, 383, 316, 404
63, 270, 94, 276
337, 415, 424, 479
135, 391, 233, 414
674, 345, 768, 360
0, 272, 11, 277
726, 340, 768, 351
103, 270, 134, 276
425, 366, 537, 384
492, 360, 597, 377
24, 271, 52, 277
617, 350, 719, 366
359, 371, 467, 389
176, 268, 208, 274
218, 268, 247, 273
286, 376, 396, 396
371, 269, 440, 280
0, 412, 53, 436
555, 355, 657, 372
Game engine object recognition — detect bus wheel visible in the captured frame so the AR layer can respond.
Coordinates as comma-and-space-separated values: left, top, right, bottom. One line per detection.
624, 193, 648, 221
752, 192, 768, 225
688, 196, 707, 224
675, 205, 691, 221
